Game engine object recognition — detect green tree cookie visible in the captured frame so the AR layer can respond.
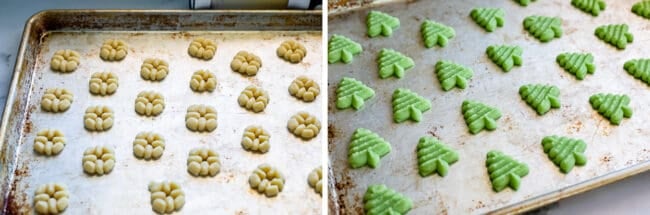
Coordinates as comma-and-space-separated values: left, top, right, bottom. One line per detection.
421, 20, 455, 48
363, 184, 413, 215
486, 45, 523, 72
392, 88, 431, 123
519, 84, 561, 115
589, 93, 633, 125
377, 49, 415, 79
486, 150, 529, 192
348, 128, 391, 169
624, 59, 650, 85
595, 24, 634, 49
572, 0, 606, 16
523, 16, 562, 42
542, 135, 587, 174
556, 52, 595, 80
632, 1, 650, 19
367, 11, 400, 37
328, 34, 363, 64
514, 0, 536, 6
462, 100, 501, 134
470, 8, 505, 32
435, 60, 473, 91
336, 77, 375, 110
416, 137, 459, 177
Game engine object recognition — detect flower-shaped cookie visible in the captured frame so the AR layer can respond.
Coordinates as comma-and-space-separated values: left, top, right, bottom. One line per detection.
50, 50, 80, 73
287, 111, 321, 140
133, 132, 165, 160
84, 106, 114, 131
141, 58, 169, 81
249, 163, 285, 197
148, 181, 185, 214
135, 91, 165, 116
238, 85, 269, 113
41, 88, 73, 113
187, 147, 221, 177
34, 129, 66, 156
230, 51, 262, 76
82, 145, 115, 175
242, 126, 271, 153
289, 76, 320, 102
308, 166, 322, 194
188, 37, 217, 60
189, 70, 217, 92
33, 183, 69, 215
89, 72, 119, 96
277, 40, 307, 63
185, 104, 218, 132
100, 39, 128, 61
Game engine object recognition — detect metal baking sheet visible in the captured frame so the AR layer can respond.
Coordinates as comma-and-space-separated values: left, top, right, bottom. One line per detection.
0, 10, 323, 214
328, 0, 650, 214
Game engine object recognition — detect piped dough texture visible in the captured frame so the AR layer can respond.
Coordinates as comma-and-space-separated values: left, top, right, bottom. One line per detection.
133, 132, 165, 160
187, 147, 221, 177
41, 88, 73, 113
277, 40, 307, 63
188, 37, 216, 60
135, 91, 165, 116
100, 39, 128, 61
148, 181, 185, 214
141, 59, 169, 81
289, 76, 320, 102
50, 50, 80, 73
242, 126, 271, 153
33, 183, 69, 215
89, 72, 118, 96
82, 145, 116, 175
189, 70, 217, 92
308, 166, 322, 194
83, 106, 114, 131
231, 51, 262, 76
34, 129, 66, 156
238, 85, 270, 113
185, 104, 218, 132
249, 163, 285, 197
287, 111, 321, 140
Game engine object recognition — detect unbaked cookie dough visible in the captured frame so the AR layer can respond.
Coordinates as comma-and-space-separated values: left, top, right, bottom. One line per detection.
84, 106, 114, 131
231, 51, 262, 76
188, 37, 216, 60
185, 104, 218, 132
308, 166, 322, 194
277, 40, 307, 63
100, 39, 128, 61
50, 50, 80, 73
41, 88, 73, 113
249, 163, 285, 197
34, 129, 66, 156
82, 145, 115, 175
289, 76, 320, 102
141, 58, 169, 81
133, 132, 165, 160
187, 147, 221, 177
33, 183, 69, 215
148, 181, 185, 214
287, 111, 321, 140
189, 70, 217, 92
89, 72, 119, 96
242, 126, 270, 153
238, 85, 269, 113
135, 91, 165, 116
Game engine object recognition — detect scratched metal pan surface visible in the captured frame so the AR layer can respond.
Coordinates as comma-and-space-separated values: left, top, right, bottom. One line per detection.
328, 0, 650, 214
0, 10, 323, 214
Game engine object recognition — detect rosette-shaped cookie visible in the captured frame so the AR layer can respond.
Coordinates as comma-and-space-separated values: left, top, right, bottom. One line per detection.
185, 104, 217, 132
188, 37, 216, 60
82, 145, 115, 175
289, 76, 320, 102
89, 72, 118, 96
50, 50, 80, 73
34, 129, 66, 156
308, 166, 322, 194
277, 40, 306, 63
242, 126, 271, 153
238, 85, 269, 113
249, 163, 285, 197
148, 181, 185, 214
141, 58, 169, 81
100, 39, 128, 61
287, 111, 321, 140
83, 106, 114, 131
33, 183, 69, 215
189, 70, 216, 92
133, 132, 165, 160
230, 51, 262, 76
187, 147, 221, 177
135, 91, 165, 116
41, 88, 73, 113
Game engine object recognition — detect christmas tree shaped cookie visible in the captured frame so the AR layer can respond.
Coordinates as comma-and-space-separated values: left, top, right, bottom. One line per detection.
462, 100, 501, 134
556, 52, 595, 80
363, 185, 413, 215
435, 60, 473, 91
348, 128, 391, 169
589, 93, 633, 125
519, 84, 561, 115
392, 88, 431, 123
595, 24, 634, 49
336, 77, 375, 110
367, 11, 400, 37
542, 135, 587, 173
632, 1, 650, 19
624, 59, 650, 85
486, 150, 529, 192
421, 20, 455, 48
572, 0, 606, 16
486, 45, 522, 72
328, 35, 363, 64
377, 49, 415, 79
470, 8, 505, 32
523, 16, 562, 42
416, 137, 459, 177
514, 0, 536, 6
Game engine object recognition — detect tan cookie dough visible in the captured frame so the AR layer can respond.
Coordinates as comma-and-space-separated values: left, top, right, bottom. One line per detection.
287, 111, 321, 140
135, 91, 165, 116
41, 88, 73, 113
50, 50, 80, 73
33, 183, 69, 215
277, 40, 307, 63
82, 145, 115, 175
141, 58, 169, 81
89, 72, 118, 96
133, 132, 165, 160
189, 70, 217, 92
289, 76, 320, 102
187, 147, 221, 177
242, 126, 270, 153
149, 181, 185, 214
249, 163, 285, 197
100, 39, 128, 61
185, 104, 218, 132
34, 129, 66, 156
84, 106, 114, 131
230, 51, 262, 76
188, 37, 216, 60
238, 85, 269, 113
308, 166, 322, 194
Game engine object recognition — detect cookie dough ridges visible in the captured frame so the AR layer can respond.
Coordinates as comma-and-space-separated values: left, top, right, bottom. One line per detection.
289, 76, 320, 102
50, 50, 80, 73
363, 184, 413, 215
89, 72, 119, 96
287, 111, 321, 140
632, 1, 650, 19
189, 70, 217, 92
377, 49, 414, 79
519, 84, 561, 115
470, 8, 505, 32
82, 145, 116, 175
514, 0, 536, 6
572, 0, 606, 16
135, 91, 165, 116
392, 88, 431, 123
33, 183, 69, 215
188, 37, 216, 60
238, 85, 270, 113
435, 60, 473, 91
249, 164, 285, 197
556, 53, 595, 80
417, 137, 459, 177
462, 100, 501, 134
542, 135, 587, 173
595, 24, 634, 49
148, 181, 185, 214
486, 45, 523, 72
83, 105, 114, 131
41, 88, 73, 113
523, 16, 562, 42
187, 147, 221, 177
624, 59, 650, 85
231, 51, 262, 76
133, 132, 165, 160
100, 39, 128, 61
140, 58, 169, 81
486, 150, 529, 192
307, 166, 323, 194
34, 129, 66, 156
242, 126, 271, 153
185, 104, 218, 132
366, 11, 400, 37
589, 93, 632, 125
328, 34, 363, 64
348, 128, 391, 169
277, 40, 307, 63
421, 20, 455, 48
335, 77, 375, 110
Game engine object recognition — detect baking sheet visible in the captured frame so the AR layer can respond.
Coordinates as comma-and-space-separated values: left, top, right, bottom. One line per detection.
0, 10, 323, 214
327, 0, 650, 214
